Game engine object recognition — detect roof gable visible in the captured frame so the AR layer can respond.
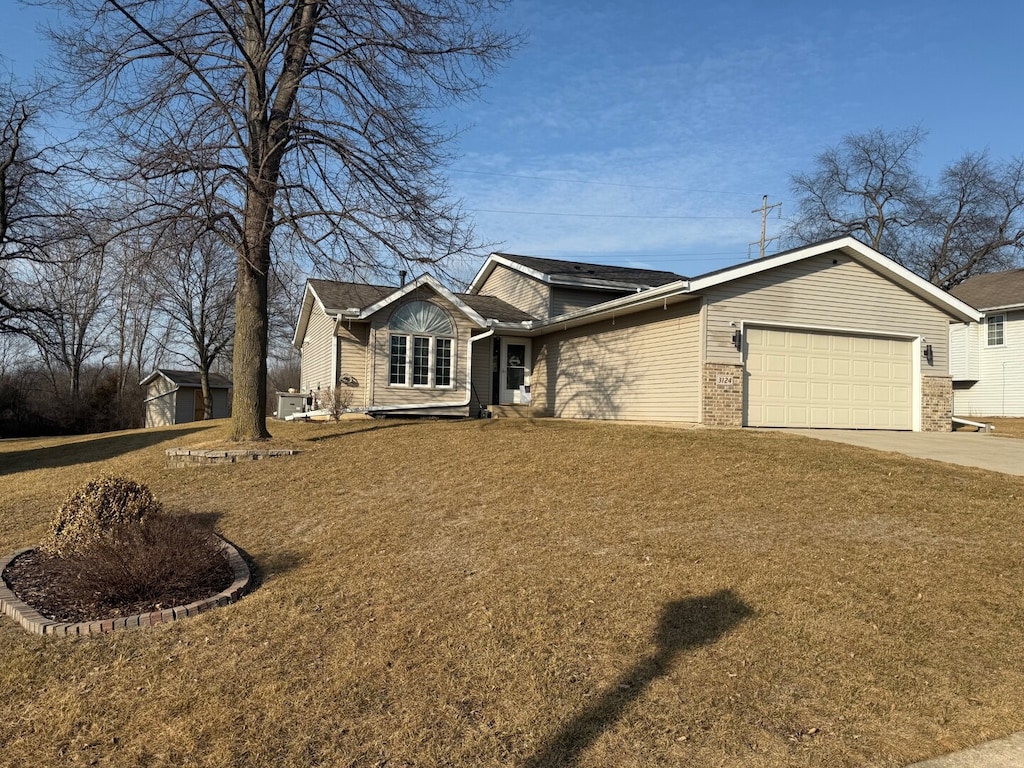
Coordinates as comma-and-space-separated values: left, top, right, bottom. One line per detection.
949, 268, 1024, 311
359, 274, 488, 326
687, 237, 981, 323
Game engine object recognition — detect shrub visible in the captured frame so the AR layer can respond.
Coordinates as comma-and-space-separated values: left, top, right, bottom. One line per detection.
41, 514, 233, 616
42, 476, 162, 557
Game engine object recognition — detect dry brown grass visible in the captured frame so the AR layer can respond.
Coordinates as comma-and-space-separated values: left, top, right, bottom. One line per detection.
1, 417, 1023, 767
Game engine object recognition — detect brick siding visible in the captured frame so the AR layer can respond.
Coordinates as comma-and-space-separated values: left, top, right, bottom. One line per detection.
702, 363, 744, 427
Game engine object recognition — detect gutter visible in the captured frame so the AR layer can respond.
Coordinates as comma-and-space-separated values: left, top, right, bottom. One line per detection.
364, 328, 496, 414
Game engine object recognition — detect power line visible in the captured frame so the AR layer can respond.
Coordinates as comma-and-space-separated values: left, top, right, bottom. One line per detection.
469, 207, 748, 221
451, 168, 750, 196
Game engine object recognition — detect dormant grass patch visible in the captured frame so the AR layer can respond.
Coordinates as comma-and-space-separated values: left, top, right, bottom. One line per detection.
1, 418, 1022, 767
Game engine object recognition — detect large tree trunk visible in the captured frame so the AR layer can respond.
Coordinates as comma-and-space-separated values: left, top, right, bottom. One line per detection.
199, 366, 213, 420
230, 198, 273, 440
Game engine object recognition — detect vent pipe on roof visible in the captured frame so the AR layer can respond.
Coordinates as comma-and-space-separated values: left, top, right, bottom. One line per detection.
399, 270, 407, 287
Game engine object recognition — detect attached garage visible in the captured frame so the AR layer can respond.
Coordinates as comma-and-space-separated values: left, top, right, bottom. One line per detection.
744, 326, 914, 429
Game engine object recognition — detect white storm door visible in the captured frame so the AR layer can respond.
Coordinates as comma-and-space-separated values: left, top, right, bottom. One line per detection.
499, 338, 531, 404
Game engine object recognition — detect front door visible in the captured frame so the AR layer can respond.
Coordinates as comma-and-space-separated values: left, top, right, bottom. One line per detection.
499, 338, 531, 404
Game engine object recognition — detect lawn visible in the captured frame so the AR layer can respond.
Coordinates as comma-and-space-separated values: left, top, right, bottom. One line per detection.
1, 418, 1023, 767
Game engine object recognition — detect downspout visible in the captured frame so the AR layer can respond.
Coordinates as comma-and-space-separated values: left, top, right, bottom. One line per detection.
366, 327, 496, 413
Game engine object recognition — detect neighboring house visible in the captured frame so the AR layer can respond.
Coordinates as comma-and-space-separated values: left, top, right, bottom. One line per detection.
292, 237, 980, 431
948, 268, 1024, 417
141, 369, 233, 428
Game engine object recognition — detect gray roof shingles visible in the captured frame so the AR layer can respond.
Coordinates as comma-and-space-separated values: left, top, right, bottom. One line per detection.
155, 369, 233, 388
308, 279, 395, 310
950, 269, 1024, 310
495, 253, 686, 287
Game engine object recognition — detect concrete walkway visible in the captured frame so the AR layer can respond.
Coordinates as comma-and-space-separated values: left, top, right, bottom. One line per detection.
780, 429, 1024, 477
905, 732, 1024, 767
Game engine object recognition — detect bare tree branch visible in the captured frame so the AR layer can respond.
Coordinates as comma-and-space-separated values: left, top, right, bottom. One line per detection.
45, 0, 520, 439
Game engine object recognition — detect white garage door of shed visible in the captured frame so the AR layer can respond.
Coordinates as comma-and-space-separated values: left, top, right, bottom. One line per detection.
745, 327, 913, 429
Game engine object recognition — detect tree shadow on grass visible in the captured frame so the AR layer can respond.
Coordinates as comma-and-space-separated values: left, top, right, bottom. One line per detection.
306, 419, 429, 443
244, 547, 307, 591
0, 425, 213, 476
521, 589, 754, 768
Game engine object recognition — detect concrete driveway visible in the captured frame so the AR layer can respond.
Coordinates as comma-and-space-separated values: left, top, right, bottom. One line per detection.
778, 429, 1024, 477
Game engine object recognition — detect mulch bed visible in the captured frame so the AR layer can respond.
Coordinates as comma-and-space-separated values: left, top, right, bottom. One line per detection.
3, 549, 233, 624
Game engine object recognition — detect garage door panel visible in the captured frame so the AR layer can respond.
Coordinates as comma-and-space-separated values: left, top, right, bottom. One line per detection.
745, 327, 913, 430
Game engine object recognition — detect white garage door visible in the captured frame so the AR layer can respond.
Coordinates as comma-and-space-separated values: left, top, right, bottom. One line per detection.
745, 327, 913, 429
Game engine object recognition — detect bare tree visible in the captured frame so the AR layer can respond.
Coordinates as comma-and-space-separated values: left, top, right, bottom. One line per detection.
151, 223, 236, 420
907, 152, 1024, 289
21, 231, 111, 405
47, 0, 519, 440
786, 127, 926, 260
106, 223, 167, 425
785, 127, 1024, 287
0, 79, 63, 333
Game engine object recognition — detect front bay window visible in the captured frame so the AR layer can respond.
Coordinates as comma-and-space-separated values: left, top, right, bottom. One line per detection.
388, 301, 455, 388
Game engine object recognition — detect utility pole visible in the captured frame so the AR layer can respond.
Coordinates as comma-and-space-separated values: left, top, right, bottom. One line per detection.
749, 195, 782, 259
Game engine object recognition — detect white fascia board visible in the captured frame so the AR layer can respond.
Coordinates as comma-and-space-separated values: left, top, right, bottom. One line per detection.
688, 237, 983, 323
467, 254, 503, 294
291, 283, 322, 348
468, 253, 547, 294
139, 369, 167, 387
358, 274, 488, 326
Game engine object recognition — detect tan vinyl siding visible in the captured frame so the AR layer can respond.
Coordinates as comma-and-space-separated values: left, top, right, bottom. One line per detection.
145, 392, 175, 428
368, 288, 481, 408
703, 253, 953, 376
299, 306, 336, 394
147, 379, 173, 399
478, 264, 550, 319
532, 300, 701, 421
337, 322, 370, 408
550, 286, 632, 316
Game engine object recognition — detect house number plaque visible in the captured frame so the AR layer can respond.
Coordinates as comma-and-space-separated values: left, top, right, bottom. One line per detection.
716, 374, 734, 386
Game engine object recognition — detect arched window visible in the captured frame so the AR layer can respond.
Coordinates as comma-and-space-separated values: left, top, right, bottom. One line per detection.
388, 301, 455, 388
390, 301, 454, 335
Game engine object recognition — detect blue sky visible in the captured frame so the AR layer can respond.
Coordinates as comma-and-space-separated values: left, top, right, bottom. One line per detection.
3, 0, 1022, 279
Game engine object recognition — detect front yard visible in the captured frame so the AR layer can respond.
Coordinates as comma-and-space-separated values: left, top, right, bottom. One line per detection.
1, 418, 1022, 767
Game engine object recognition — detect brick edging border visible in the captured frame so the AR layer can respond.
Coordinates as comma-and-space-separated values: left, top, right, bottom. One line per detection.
166, 448, 301, 467
0, 536, 251, 636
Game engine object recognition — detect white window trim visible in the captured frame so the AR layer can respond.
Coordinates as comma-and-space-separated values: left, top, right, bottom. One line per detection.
986, 314, 1005, 347
388, 332, 455, 389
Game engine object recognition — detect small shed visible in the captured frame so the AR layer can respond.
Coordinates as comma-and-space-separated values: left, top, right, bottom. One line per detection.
141, 369, 232, 428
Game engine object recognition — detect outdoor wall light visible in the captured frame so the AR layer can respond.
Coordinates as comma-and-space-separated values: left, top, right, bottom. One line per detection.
732, 329, 742, 350
923, 344, 933, 364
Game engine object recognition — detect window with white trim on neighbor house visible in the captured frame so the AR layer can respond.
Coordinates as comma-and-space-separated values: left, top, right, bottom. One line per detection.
388, 301, 455, 387
987, 314, 1005, 346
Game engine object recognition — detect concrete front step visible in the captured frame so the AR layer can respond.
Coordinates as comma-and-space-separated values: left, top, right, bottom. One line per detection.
488, 405, 534, 419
